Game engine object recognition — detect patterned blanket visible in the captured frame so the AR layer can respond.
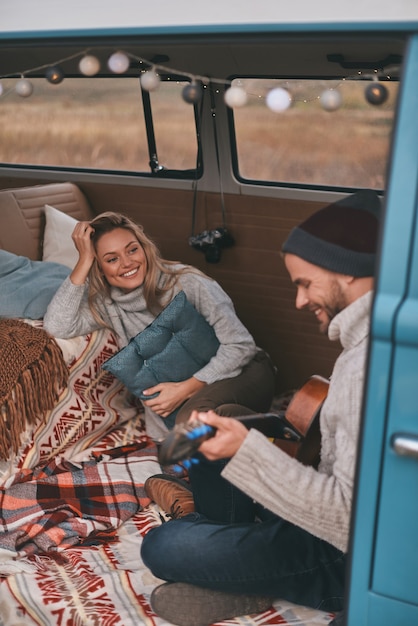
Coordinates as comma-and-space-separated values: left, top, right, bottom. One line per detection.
0, 441, 157, 562
0, 324, 334, 626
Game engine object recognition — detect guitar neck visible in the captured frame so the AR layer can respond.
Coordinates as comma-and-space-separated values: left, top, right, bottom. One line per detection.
158, 376, 328, 468
235, 412, 303, 442
157, 412, 303, 467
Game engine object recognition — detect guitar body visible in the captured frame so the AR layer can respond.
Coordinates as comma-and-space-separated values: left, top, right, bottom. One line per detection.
157, 375, 329, 468
275, 375, 329, 468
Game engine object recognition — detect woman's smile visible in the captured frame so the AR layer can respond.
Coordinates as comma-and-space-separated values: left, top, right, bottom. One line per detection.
120, 267, 139, 278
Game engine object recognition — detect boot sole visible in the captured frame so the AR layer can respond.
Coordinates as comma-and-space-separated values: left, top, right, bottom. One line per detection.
151, 581, 274, 626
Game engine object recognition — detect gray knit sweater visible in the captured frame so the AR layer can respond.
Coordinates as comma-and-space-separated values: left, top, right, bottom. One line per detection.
222, 291, 373, 553
43, 266, 257, 385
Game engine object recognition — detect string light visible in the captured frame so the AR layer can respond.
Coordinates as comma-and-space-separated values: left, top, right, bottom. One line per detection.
365, 81, 389, 105
107, 51, 130, 74
79, 54, 100, 77
320, 88, 342, 111
266, 87, 292, 112
140, 68, 161, 91
0, 48, 395, 112
45, 65, 65, 84
182, 80, 204, 104
15, 77, 33, 97
224, 85, 248, 108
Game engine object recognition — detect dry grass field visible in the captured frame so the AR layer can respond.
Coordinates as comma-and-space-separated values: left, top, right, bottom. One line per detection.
0, 77, 398, 189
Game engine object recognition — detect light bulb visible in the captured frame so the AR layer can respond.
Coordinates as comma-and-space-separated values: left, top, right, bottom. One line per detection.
320, 88, 342, 111
79, 55, 100, 77
224, 86, 248, 108
365, 82, 388, 105
107, 51, 130, 74
45, 65, 64, 84
182, 81, 203, 104
266, 87, 292, 112
15, 78, 33, 97
140, 69, 161, 92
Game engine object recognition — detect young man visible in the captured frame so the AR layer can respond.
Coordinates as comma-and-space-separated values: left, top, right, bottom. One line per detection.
141, 189, 381, 626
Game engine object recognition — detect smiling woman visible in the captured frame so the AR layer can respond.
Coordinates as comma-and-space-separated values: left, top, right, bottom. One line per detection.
42, 211, 276, 438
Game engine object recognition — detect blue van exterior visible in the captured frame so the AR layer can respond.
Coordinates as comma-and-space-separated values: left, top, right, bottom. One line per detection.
347, 34, 418, 625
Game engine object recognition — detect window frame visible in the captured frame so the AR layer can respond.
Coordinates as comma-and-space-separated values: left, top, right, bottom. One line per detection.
0, 72, 203, 180
227, 73, 399, 194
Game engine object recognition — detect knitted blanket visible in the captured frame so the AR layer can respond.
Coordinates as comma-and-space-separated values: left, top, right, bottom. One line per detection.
0, 319, 68, 459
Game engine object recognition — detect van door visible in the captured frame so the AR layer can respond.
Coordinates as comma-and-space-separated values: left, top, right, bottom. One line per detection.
347, 34, 418, 625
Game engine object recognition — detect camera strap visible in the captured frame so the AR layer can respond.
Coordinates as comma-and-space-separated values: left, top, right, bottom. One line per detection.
191, 92, 204, 237
190, 86, 227, 237
210, 88, 227, 229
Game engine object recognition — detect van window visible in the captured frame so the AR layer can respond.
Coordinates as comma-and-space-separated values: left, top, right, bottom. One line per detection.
0, 77, 198, 174
231, 78, 398, 190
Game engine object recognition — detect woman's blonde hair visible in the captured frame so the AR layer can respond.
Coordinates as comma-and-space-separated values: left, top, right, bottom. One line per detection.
87, 212, 201, 327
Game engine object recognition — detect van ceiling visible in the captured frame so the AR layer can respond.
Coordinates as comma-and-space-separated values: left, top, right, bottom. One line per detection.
0, 34, 406, 79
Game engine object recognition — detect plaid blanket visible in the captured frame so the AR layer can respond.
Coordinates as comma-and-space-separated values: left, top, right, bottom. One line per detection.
0, 439, 159, 569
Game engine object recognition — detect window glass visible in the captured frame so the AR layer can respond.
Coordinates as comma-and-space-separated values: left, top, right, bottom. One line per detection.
150, 80, 199, 171
231, 78, 398, 189
0, 77, 198, 173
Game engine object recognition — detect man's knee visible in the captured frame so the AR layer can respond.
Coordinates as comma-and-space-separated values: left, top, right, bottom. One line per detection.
141, 526, 164, 572
216, 403, 254, 417
141, 519, 198, 569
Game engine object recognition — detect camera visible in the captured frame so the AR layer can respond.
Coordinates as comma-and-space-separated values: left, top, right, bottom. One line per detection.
189, 227, 235, 263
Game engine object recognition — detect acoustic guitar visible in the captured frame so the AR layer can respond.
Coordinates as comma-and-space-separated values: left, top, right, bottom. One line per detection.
157, 375, 329, 469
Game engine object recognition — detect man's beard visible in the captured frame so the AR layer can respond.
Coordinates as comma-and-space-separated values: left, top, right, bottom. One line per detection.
318, 279, 347, 334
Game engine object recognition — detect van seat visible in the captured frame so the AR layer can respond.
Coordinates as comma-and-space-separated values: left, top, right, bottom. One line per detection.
0, 182, 94, 260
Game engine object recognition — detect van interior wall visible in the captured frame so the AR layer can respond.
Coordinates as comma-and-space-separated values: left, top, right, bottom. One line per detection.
2, 175, 340, 394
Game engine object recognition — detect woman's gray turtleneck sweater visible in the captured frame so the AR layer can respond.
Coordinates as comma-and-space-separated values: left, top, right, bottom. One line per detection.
43, 266, 258, 386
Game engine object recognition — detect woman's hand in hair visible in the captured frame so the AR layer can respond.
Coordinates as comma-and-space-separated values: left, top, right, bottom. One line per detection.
69, 221, 96, 285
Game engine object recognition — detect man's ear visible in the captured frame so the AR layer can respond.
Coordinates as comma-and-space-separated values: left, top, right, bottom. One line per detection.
344, 274, 374, 302
344, 274, 356, 285
337, 273, 355, 287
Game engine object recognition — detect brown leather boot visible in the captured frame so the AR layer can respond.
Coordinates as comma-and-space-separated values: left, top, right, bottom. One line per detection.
145, 474, 195, 519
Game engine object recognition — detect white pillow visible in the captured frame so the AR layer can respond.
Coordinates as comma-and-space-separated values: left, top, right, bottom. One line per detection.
42, 204, 79, 268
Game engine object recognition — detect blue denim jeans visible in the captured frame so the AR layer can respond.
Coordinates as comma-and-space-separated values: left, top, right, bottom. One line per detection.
141, 510, 346, 612
141, 452, 346, 612
142, 358, 345, 613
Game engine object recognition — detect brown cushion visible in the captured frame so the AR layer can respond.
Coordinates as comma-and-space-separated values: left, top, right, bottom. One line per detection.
0, 182, 94, 260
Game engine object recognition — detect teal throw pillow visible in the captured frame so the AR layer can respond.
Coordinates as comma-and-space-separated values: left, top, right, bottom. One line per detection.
102, 291, 220, 429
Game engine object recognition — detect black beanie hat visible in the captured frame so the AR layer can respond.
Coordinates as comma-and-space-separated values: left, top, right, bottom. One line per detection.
281, 189, 381, 277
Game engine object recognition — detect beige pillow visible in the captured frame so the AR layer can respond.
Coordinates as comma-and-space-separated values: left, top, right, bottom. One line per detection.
42, 204, 79, 268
